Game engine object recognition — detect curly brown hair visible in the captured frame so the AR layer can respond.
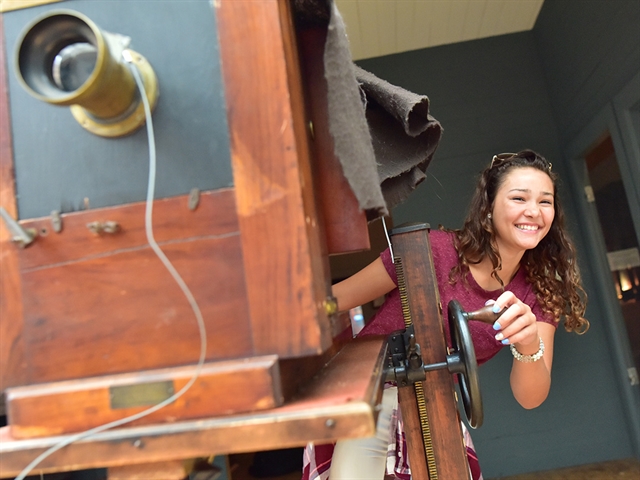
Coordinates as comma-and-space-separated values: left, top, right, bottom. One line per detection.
444, 150, 589, 333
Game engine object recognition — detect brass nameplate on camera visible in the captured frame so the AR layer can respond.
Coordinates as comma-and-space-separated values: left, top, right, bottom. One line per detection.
110, 381, 175, 409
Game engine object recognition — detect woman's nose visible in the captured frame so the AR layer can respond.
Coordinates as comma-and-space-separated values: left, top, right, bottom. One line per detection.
524, 203, 540, 217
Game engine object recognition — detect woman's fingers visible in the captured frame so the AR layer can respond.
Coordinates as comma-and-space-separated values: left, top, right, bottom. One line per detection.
495, 315, 537, 345
490, 292, 538, 346
490, 292, 518, 330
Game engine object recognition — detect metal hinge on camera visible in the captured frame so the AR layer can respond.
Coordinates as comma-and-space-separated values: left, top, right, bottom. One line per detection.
87, 220, 121, 235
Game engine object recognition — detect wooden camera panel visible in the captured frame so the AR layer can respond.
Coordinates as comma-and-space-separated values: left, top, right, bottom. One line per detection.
0, 0, 368, 439
16, 191, 250, 384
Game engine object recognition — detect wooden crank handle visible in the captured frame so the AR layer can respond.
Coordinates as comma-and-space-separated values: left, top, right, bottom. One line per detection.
463, 304, 506, 324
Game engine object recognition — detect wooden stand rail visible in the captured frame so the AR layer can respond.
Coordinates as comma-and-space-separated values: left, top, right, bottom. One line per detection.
0, 336, 387, 479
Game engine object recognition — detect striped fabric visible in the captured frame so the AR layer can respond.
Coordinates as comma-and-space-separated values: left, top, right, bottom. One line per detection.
301, 414, 483, 480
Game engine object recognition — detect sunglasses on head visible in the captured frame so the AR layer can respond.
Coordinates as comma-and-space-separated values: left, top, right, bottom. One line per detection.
490, 152, 552, 172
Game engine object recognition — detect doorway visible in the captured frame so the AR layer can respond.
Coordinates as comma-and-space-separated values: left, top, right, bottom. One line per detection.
584, 134, 640, 376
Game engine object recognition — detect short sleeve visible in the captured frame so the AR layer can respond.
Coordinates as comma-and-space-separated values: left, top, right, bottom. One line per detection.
508, 264, 559, 329
526, 290, 558, 328
380, 247, 398, 286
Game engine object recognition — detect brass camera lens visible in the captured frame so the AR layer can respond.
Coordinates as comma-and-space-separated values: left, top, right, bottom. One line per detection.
15, 9, 158, 138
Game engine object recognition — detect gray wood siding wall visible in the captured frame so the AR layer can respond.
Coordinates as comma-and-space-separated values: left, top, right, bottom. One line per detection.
534, 0, 640, 145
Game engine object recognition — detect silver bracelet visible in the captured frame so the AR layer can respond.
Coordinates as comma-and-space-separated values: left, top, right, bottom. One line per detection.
510, 337, 545, 363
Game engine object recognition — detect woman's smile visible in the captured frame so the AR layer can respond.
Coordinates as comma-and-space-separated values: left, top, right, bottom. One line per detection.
516, 224, 540, 231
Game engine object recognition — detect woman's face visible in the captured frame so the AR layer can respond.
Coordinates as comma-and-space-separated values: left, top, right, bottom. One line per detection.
491, 167, 555, 258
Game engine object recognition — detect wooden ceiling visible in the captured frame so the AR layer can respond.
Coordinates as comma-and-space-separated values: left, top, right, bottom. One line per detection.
334, 0, 545, 60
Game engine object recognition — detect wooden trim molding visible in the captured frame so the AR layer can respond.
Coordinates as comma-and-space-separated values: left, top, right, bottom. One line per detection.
215, 0, 333, 357
296, 25, 370, 255
0, 13, 27, 395
6, 355, 282, 439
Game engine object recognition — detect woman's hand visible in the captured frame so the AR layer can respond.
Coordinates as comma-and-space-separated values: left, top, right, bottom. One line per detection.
488, 291, 539, 350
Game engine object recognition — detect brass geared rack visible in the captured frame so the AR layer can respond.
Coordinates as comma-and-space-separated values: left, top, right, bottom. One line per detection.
395, 256, 439, 480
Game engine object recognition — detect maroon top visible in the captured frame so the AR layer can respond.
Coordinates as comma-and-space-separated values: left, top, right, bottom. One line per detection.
358, 229, 557, 365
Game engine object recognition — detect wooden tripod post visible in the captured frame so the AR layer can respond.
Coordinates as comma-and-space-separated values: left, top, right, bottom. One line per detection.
390, 223, 471, 480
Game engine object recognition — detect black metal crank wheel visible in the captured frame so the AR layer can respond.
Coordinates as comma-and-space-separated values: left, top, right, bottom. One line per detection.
447, 299, 483, 428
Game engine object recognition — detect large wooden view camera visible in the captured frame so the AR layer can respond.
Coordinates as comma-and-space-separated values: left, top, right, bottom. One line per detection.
0, 1, 375, 475
0, 1, 476, 478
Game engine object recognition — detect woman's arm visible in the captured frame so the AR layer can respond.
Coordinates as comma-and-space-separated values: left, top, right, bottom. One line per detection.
489, 292, 556, 409
509, 322, 555, 409
332, 257, 397, 313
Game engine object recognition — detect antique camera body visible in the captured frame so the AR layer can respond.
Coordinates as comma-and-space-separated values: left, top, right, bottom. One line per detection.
1, 0, 368, 440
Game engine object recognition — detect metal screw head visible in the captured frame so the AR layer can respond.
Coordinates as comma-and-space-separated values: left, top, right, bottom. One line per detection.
50, 210, 62, 233
323, 297, 338, 316
188, 188, 200, 210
